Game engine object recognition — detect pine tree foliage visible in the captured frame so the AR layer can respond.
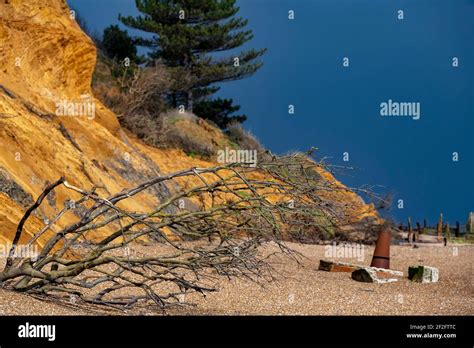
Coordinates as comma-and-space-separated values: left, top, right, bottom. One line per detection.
119, 0, 266, 109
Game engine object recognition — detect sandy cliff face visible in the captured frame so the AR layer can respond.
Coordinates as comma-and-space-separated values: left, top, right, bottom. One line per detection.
0, 0, 380, 247
0, 0, 208, 246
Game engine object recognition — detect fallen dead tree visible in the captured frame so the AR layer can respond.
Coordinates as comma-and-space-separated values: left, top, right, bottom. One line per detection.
0, 151, 383, 311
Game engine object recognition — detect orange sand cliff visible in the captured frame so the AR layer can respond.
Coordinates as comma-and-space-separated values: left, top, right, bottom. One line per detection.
0, 0, 381, 248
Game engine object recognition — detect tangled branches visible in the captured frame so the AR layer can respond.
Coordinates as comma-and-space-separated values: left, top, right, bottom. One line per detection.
0, 152, 382, 311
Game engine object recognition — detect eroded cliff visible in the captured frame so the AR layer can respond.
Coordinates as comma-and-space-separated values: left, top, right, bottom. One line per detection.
0, 0, 381, 248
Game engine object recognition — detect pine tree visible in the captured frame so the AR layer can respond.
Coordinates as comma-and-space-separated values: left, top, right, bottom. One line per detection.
102, 25, 139, 63
119, 0, 266, 111
194, 98, 246, 129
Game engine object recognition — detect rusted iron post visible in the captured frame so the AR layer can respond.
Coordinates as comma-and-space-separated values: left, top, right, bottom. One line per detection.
416, 222, 421, 242
370, 228, 391, 269
437, 212, 443, 243
407, 217, 413, 243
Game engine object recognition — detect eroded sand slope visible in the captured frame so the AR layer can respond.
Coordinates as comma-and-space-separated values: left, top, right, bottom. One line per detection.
0, 0, 380, 247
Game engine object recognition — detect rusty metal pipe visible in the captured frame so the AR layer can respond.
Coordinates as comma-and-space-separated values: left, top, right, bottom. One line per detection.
370, 228, 391, 269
